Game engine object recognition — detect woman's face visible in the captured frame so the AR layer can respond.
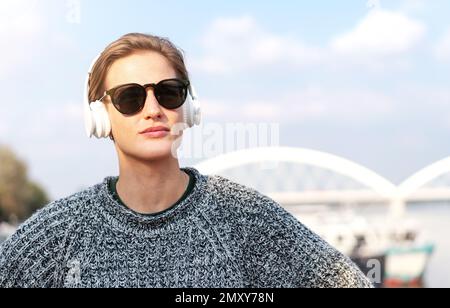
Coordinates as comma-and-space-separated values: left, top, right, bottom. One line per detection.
103, 51, 184, 162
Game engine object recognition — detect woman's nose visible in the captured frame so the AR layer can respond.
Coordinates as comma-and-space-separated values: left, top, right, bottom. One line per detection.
142, 89, 162, 119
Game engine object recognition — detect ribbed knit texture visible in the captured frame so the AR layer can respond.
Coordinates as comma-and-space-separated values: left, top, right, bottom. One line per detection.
0, 167, 372, 288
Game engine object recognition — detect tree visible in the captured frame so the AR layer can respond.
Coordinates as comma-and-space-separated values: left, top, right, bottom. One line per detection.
0, 145, 49, 223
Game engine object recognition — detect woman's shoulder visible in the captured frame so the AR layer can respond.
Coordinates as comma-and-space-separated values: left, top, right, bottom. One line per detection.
205, 172, 283, 208
201, 172, 292, 225
0, 182, 103, 287
15, 182, 103, 233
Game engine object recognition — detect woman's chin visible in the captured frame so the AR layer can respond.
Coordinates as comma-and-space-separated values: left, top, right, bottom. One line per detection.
136, 142, 177, 160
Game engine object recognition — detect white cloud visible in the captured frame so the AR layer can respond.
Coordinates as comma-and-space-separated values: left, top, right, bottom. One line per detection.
201, 99, 231, 118
280, 86, 395, 122
0, 0, 46, 78
0, 0, 43, 36
435, 29, 450, 62
241, 102, 284, 120
201, 87, 394, 124
0, 100, 84, 145
331, 9, 426, 56
193, 12, 426, 75
200, 99, 285, 122
191, 16, 322, 74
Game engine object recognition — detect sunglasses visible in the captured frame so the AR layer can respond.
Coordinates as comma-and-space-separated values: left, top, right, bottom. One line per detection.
100, 78, 190, 115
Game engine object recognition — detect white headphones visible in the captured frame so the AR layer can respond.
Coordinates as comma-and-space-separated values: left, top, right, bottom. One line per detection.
83, 54, 202, 139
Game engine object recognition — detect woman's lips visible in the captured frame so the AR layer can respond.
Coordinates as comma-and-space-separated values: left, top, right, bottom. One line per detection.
140, 130, 169, 138
139, 126, 170, 138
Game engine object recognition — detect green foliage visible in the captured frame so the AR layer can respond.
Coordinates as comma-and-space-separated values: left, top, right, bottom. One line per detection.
0, 145, 50, 223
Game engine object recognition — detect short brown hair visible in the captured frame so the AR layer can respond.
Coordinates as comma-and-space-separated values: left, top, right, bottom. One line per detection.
88, 32, 189, 103
88, 33, 189, 141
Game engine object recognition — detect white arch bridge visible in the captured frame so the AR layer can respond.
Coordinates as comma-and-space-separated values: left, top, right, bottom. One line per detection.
194, 147, 450, 217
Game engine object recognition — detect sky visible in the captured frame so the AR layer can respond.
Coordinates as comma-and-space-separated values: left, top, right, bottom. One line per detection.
1, 0, 450, 200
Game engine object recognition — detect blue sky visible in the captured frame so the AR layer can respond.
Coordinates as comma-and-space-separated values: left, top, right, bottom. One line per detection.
1, 0, 450, 199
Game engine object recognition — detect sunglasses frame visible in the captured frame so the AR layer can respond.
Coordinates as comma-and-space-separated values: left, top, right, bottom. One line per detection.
99, 78, 190, 115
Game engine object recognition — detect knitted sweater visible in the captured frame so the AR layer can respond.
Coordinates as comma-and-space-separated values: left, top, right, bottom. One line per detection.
0, 167, 372, 288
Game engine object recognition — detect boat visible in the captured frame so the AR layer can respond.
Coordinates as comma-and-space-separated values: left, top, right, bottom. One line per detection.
289, 205, 434, 288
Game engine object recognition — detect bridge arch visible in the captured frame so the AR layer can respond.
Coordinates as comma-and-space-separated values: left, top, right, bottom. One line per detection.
398, 157, 450, 198
194, 147, 397, 198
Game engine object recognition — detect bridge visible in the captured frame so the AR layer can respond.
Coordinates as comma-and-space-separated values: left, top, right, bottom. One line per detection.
194, 147, 450, 217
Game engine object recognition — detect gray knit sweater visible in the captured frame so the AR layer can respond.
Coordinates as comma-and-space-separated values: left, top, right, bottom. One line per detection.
0, 167, 372, 288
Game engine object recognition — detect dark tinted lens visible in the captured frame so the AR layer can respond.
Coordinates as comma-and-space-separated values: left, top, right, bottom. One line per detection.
155, 80, 187, 109
113, 84, 146, 115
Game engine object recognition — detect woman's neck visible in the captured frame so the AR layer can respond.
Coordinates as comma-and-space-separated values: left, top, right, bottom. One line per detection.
115, 152, 189, 215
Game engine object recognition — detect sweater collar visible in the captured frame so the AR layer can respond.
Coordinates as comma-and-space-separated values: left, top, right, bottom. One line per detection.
97, 167, 209, 235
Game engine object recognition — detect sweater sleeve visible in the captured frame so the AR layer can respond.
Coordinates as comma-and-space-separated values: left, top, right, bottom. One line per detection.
241, 194, 373, 288
0, 201, 74, 288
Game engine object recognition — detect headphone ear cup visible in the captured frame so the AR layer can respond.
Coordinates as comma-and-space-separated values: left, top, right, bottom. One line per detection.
99, 104, 112, 138
84, 100, 96, 137
90, 101, 111, 138
182, 84, 202, 128
182, 96, 194, 128
192, 98, 201, 126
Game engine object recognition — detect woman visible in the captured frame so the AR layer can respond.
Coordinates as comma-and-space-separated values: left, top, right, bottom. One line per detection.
0, 33, 371, 288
